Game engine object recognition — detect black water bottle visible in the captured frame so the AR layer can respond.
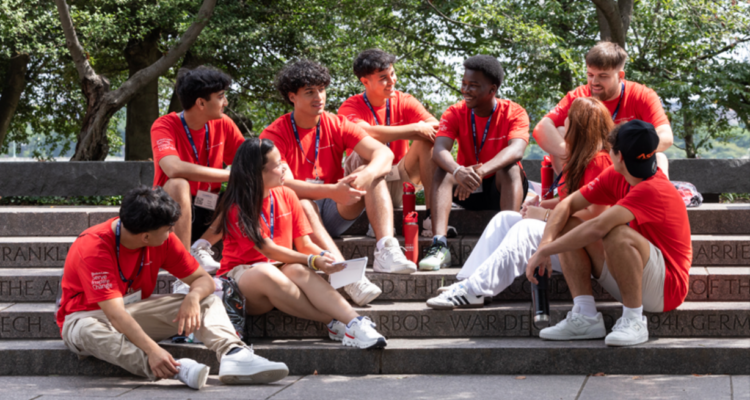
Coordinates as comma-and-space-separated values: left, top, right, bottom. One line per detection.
531, 267, 550, 326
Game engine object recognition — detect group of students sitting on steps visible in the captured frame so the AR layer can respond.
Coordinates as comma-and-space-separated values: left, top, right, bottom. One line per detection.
54, 40, 691, 390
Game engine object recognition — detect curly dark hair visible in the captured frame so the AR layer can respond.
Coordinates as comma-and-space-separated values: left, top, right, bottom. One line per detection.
275, 59, 331, 105
463, 55, 504, 90
353, 49, 397, 78
120, 186, 181, 234
176, 66, 232, 110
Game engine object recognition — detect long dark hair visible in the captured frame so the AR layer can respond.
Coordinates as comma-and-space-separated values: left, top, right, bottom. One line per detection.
214, 138, 275, 249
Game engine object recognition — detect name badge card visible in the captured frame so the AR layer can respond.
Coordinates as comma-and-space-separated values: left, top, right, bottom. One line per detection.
472, 184, 484, 194
385, 164, 401, 182
306, 178, 325, 185
195, 190, 219, 210
123, 290, 142, 306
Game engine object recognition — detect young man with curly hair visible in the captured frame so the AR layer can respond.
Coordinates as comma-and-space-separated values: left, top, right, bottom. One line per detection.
420, 55, 530, 271
260, 59, 412, 306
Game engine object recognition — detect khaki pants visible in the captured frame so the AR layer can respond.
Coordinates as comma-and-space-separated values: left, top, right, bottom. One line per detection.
61, 294, 243, 380
346, 153, 415, 208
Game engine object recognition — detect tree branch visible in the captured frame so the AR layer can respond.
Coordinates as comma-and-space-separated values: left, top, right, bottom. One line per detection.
590, 0, 626, 47
423, 0, 485, 30
697, 37, 750, 61
113, 0, 218, 108
415, 61, 461, 95
53, 0, 97, 83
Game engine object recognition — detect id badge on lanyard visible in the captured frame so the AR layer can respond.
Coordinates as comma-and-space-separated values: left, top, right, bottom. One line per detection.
291, 112, 323, 183
116, 221, 145, 304
123, 290, 142, 305
180, 112, 216, 209
195, 190, 219, 210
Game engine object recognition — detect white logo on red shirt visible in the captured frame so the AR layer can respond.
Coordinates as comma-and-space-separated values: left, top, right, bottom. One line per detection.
156, 138, 176, 152
91, 272, 113, 291
487, 136, 507, 141
587, 177, 600, 190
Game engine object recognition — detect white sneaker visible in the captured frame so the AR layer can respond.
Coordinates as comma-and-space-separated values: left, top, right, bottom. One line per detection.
342, 316, 387, 349
421, 216, 457, 238
605, 315, 649, 347
327, 319, 346, 341
539, 311, 606, 340
191, 243, 220, 274
219, 346, 289, 385
366, 224, 376, 238
426, 283, 483, 310
174, 358, 209, 390
374, 238, 417, 274
344, 276, 382, 306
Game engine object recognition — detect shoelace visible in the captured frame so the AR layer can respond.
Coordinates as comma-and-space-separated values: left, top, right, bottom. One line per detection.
424, 243, 446, 257
612, 318, 631, 331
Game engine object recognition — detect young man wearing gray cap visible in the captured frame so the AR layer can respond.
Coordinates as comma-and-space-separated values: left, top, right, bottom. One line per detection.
525, 120, 692, 347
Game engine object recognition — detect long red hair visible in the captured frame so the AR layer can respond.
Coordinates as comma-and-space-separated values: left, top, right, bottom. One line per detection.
562, 97, 613, 194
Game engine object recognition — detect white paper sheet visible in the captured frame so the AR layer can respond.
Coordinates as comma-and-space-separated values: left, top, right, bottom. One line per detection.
328, 257, 368, 289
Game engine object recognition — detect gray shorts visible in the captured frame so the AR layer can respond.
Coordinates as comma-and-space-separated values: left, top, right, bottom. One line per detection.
597, 241, 666, 313
314, 198, 364, 238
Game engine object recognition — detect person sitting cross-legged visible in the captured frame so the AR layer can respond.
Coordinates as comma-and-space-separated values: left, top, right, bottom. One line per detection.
260, 59, 413, 305
57, 186, 289, 389
421, 55, 529, 271
426, 97, 612, 310
214, 138, 387, 349
525, 120, 692, 347
151, 66, 246, 273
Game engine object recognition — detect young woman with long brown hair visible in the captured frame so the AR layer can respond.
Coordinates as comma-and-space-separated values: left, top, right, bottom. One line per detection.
427, 97, 614, 309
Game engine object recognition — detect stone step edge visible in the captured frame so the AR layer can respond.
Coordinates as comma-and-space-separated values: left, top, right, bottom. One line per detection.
1, 338, 749, 376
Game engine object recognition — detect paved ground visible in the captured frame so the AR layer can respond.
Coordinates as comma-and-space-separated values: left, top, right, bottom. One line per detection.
0, 374, 746, 400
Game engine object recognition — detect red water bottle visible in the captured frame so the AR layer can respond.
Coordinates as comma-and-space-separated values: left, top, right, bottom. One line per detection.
404, 211, 419, 264
402, 182, 416, 217
541, 156, 554, 200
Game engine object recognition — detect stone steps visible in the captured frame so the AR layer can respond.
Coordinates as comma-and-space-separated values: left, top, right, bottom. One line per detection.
2, 267, 746, 303
1, 337, 749, 375
3, 300, 750, 340
0, 204, 748, 236
1, 234, 748, 268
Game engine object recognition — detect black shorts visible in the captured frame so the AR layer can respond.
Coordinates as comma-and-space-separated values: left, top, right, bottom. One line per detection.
191, 194, 222, 243
452, 169, 529, 212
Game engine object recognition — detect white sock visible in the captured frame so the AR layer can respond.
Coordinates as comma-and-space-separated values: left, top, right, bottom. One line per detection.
376, 236, 391, 251
433, 235, 447, 246
192, 239, 210, 249
572, 295, 597, 318
623, 305, 643, 320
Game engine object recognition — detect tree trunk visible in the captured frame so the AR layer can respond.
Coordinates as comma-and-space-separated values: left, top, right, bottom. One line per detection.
0, 53, 30, 150
54, 0, 217, 161
591, 0, 634, 48
683, 114, 696, 158
167, 51, 204, 113
124, 30, 162, 160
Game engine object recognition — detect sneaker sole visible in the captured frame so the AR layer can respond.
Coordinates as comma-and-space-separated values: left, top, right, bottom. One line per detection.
342, 336, 387, 349
419, 260, 450, 271
539, 330, 607, 341
350, 290, 382, 307
426, 302, 484, 310
374, 263, 417, 275
191, 364, 210, 390
605, 335, 649, 347
219, 367, 289, 385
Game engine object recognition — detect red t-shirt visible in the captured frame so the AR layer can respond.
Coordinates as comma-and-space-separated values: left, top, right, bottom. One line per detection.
544, 80, 670, 128
260, 112, 368, 184
558, 150, 613, 200
437, 99, 529, 176
151, 113, 245, 196
57, 218, 199, 334
338, 91, 435, 165
579, 167, 692, 312
217, 186, 313, 276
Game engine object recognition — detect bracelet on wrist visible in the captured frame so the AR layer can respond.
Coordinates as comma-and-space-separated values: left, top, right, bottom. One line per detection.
452, 165, 463, 176
307, 254, 314, 269
311, 255, 320, 271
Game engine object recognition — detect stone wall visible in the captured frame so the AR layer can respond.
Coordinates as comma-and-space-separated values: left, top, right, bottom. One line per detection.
0, 159, 748, 197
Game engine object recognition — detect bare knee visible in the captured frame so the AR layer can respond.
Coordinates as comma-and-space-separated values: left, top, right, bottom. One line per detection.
163, 178, 190, 199
300, 199, 321, 217
603, 225, 636, 251
280, 263, 314, 281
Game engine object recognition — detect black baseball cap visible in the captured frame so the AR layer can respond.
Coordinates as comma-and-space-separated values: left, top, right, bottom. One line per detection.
615, 120, 659, 179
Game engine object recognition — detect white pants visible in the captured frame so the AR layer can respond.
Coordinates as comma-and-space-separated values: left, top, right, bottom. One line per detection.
460, 213, 561, 298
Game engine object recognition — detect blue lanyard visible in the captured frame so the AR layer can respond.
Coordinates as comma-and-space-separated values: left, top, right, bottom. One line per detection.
611, 83, 625, 121
115, 220, 145, 293
260, 193, 274, 241
179, 112, 210, 166
362, 92, 391, 148
470, 101, 498, 163
290, 112, 321, 180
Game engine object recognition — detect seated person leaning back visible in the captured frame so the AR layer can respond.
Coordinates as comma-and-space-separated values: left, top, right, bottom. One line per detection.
214, 138, 388, 350
420, 55, 530, 272
526, 120, 692, 347
57, 186, 288, 390
427, 97, 613, 309
260, 59, 412, 307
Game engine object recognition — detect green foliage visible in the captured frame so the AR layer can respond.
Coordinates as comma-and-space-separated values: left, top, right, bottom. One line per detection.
720, 193, 750, 204
0, 195, 122, 206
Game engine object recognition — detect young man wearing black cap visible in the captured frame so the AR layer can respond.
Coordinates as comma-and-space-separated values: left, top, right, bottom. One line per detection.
525, 120, 692, 347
